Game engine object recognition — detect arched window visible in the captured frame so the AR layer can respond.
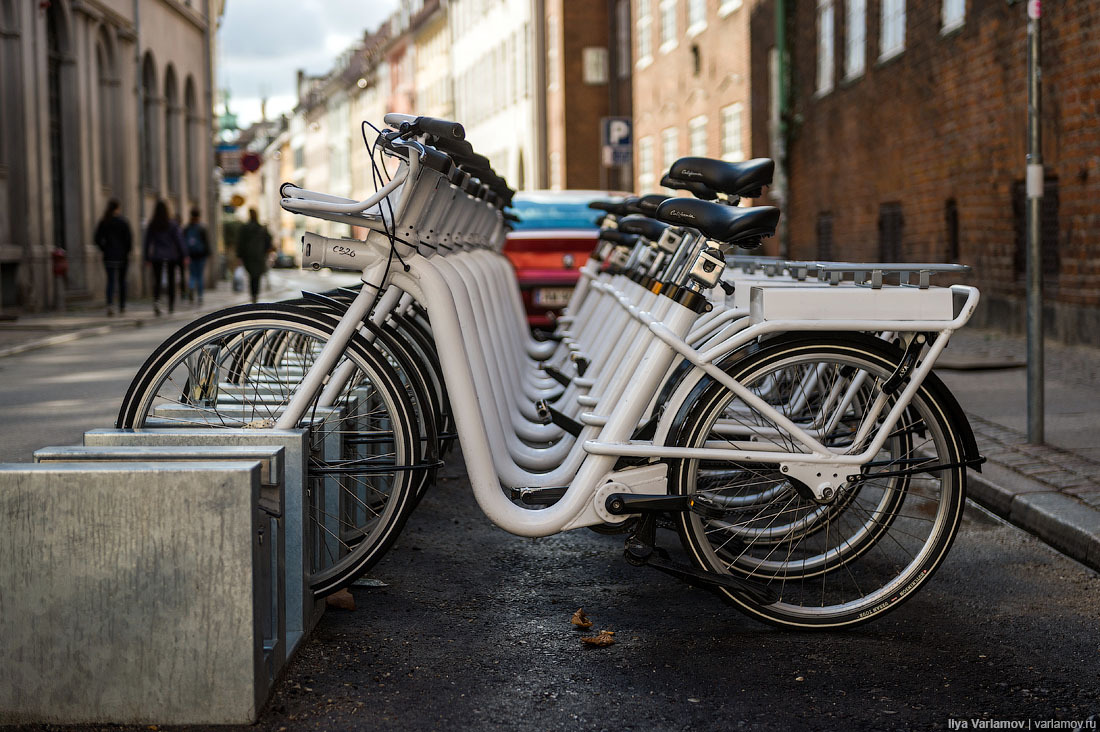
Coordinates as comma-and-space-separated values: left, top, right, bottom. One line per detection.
184, 76, 198, 199
47, 1, 69, 250
0, 0, 15, 169
164, 64, 178, 195
95, 30, 116, 190
141, 52, 158, 188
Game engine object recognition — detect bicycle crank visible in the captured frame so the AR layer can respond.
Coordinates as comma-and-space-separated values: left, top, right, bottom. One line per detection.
620, 512, 779, 606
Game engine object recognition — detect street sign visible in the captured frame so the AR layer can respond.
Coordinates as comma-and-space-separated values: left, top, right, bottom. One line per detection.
601, 117, 632, 167
217, 143, 242, 183
241, 152, 261, 173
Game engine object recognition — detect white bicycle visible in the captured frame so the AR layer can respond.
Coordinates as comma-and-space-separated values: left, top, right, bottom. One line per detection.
119, 114, 984, 629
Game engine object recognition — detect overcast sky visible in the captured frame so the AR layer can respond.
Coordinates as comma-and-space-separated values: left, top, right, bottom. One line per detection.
218, 0, 397, 128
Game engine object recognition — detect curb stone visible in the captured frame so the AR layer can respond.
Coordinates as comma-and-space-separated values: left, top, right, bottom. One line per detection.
968, 465, 1100, 573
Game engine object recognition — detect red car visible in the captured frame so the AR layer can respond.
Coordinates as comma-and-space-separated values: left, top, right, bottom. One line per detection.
504, 190, 626, 328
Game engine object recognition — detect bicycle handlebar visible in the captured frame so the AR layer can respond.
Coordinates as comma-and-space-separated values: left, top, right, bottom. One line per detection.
383, 113, 466, 141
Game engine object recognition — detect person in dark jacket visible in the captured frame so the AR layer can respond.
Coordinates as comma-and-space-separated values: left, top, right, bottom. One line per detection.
143, 199, 187, 315
235, 208, 273, 303
93, 199, 133, 316
183, 208, 210, 305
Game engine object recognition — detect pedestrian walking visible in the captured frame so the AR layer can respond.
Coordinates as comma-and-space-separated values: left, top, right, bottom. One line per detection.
143, 199, 187, 316
93, 198, 132, 316
183, 207, 210, 306
236, 208, 273, 304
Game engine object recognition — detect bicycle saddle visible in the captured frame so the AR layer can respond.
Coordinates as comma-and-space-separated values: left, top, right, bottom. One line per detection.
598, 229, 640, 246
660, 173, 718, 201
668, 157, 774, 198
654, 198, 780, 247
628, 194, 671, 216
617, 214, 670, 242
588, 199, 635, 216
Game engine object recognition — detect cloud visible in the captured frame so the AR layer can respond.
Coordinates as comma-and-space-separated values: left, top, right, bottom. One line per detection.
219, 0, 396, 125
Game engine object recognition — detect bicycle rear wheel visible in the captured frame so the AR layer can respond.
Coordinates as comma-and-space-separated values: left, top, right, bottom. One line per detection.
668, 333, 968, 629
118, 304, 423, 597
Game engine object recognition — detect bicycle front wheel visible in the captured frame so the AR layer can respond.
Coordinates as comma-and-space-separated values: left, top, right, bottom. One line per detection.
117, 304, 422, 597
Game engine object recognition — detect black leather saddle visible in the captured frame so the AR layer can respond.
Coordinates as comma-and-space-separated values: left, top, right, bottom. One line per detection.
617, 214, 670, 242
654, 198, 779, 247
660, 174, 718, 200
632, 194, 672, 215
668, 157, 774, 198
588, 198, 637, 216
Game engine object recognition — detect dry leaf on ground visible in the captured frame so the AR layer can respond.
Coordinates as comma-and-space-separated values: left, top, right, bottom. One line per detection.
325, 589, 356, 611
581, 630, 616, 647
571, 608, 594, 629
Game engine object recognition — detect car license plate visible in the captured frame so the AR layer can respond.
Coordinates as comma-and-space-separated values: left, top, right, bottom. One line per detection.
533, 287, 573, 307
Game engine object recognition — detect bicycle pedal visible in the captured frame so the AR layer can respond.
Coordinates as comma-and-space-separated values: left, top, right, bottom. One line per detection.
509, 486, 568, 506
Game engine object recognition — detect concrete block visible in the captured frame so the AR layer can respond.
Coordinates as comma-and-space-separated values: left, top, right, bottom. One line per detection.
0, 463, 269, 725
33, 445, 289, 676
82, 428, 323, 654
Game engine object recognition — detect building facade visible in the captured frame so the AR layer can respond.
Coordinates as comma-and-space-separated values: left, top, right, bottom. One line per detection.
0, 0, 221, 313
787, 0, 1100, 344
544, 0, 634, 191
630, 0, 771, 198
449, 0, 545, 190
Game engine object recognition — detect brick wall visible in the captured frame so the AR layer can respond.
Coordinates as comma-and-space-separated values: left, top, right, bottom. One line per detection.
786, 0, 1100, 344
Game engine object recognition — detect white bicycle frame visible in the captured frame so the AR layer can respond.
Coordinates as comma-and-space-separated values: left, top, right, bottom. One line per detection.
274, 125, 980, 539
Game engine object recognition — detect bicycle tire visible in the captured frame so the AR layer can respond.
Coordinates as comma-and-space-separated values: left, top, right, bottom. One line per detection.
117, 304, 423, 597
667, 332, 967, 629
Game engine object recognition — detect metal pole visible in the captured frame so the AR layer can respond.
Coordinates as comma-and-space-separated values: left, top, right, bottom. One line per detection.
1025, 0, 1043, 444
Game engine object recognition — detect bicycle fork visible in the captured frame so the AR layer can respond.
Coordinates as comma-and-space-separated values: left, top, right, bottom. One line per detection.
274, 257, 392, 430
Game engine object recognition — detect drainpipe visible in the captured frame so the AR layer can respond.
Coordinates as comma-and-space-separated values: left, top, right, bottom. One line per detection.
133, 0, 143, 228
774, 0, 790, 258
203, 0, 219, 281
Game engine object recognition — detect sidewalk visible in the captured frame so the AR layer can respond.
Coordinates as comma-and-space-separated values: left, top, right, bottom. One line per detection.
937, 330, 1100, 572
0, 278, 293, 358
2, 293, 1097, 572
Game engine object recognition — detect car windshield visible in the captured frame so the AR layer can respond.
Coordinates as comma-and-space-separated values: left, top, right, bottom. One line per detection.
509, 195, 609, 230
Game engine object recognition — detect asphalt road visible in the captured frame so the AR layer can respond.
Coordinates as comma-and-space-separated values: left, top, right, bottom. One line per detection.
1, 298, 1098, 731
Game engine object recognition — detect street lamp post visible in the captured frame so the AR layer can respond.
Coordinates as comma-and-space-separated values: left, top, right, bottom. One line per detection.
1025, 0, 1044, 444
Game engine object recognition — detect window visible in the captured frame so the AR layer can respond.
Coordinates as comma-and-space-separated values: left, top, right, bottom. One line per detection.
845, 0, 866, 79
659, 0, 677, 52
687, 0, 706, 36
688, 115, 708, 156
718, 0, 742, 17
141, 53, 158, 189
1012, 177, 1060, 283
638, 135, 655, 190
817, 0, 835, 95
164, 67, 179, 194
720, 103, 743, 161
816, 212, 834, 261
945, 198, 959, 262
942, 0, 964, 32
661, 127, 679, 173
880, 0, 905, 60
878, 202, 904, 262
636, 0, 653, 67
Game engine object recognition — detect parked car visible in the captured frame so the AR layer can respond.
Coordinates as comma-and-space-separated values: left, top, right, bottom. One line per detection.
504, 190, 626, 328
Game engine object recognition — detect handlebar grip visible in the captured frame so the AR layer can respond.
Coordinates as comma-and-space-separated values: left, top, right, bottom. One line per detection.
417, 116, 465, 140
383, 112, 417, 129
